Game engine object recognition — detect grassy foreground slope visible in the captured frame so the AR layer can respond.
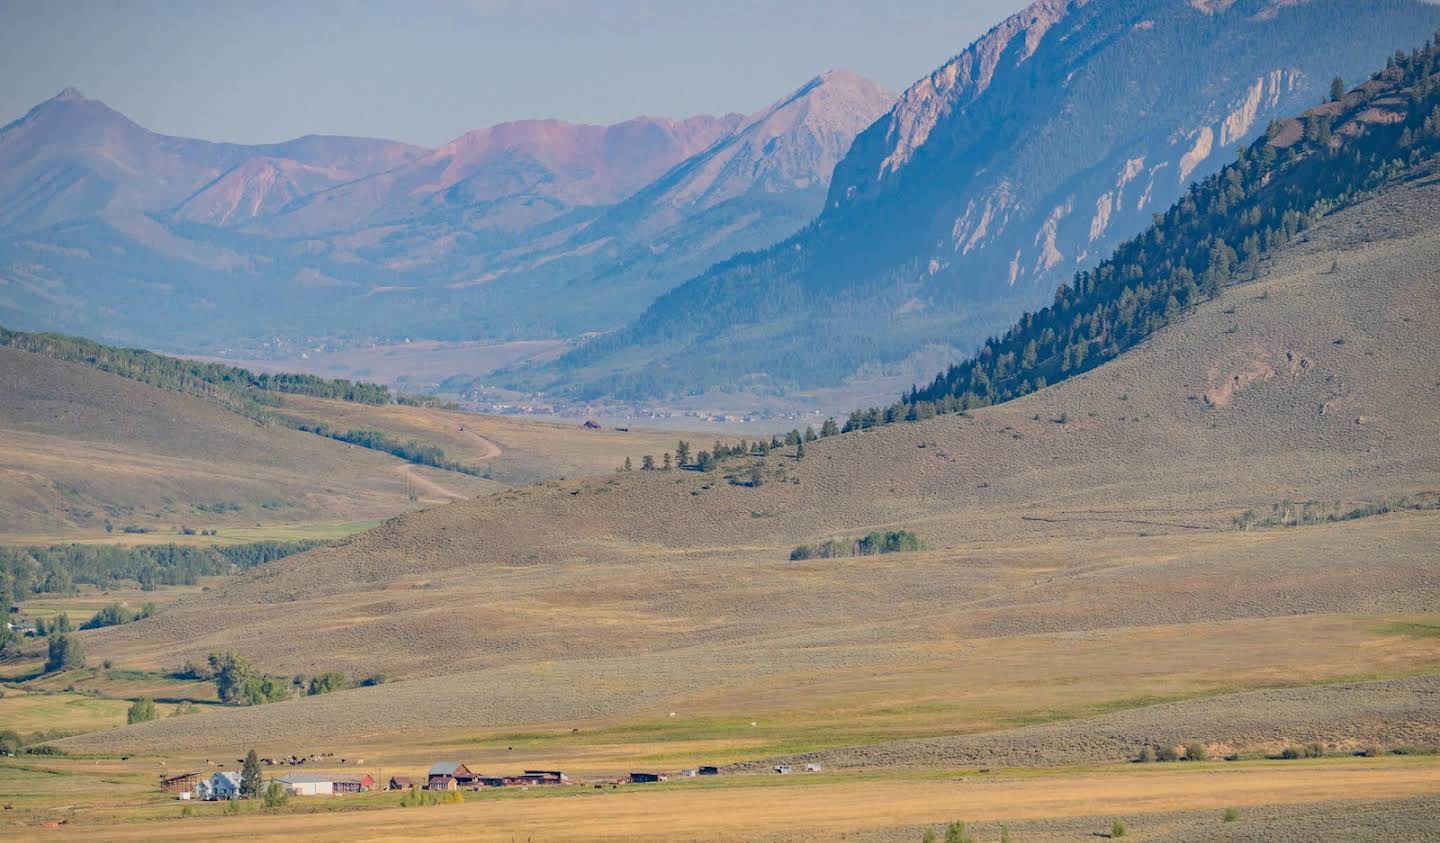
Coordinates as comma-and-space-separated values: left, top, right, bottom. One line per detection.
63, 168, 1440, 757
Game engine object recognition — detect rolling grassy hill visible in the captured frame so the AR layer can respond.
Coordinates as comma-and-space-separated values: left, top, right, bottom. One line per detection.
0, 348, 498, 539
0, 344, 694, 543
61, 164, 1440, 766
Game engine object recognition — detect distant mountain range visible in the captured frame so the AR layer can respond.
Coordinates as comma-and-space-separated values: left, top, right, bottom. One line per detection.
6, 0, 1437, 409
544, 0, 1440, 401
0, 72, 892, 348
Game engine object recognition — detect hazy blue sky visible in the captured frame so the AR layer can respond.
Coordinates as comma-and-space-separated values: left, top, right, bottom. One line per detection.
0, 0, 1028, 146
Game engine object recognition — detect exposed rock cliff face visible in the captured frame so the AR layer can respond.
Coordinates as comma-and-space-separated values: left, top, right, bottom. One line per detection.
481, 70, 895, 332
550, 0, 1440, 399
823, 0, 1337, 299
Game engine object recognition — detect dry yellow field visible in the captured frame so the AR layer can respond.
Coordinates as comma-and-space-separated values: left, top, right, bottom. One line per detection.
9, 757, 1438, 842
275, 392, 700, 485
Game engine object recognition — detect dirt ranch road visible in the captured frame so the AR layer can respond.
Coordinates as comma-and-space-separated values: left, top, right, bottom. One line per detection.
458, 425, 502, 461
394, 411, 502, 502
394, 464, 469, 501
40, 759, 1440, 842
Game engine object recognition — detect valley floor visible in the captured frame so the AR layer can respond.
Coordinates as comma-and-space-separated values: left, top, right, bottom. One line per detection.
5, 754, 1439, 841
5, 163, 1440, 841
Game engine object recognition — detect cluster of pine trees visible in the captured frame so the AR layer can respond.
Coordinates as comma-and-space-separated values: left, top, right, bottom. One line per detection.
643, 421, 840, 473
842, 37, 1440, 431
0, 540, 327, 606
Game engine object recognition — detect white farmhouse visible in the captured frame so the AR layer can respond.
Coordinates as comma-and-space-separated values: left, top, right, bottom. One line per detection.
198, 771, 242, 800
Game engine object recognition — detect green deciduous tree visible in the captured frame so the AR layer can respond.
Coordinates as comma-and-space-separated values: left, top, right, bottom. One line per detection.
209, 652, 288, 705
0, 729, 22, 756
127, 697, 158, 724
45, 634, 84, 673
263, 781, 290, 809
307, 671, 348, 696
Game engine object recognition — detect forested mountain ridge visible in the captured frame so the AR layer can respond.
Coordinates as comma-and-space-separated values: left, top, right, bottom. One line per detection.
846, 34, 1440, 427
544, 0, 1440, 401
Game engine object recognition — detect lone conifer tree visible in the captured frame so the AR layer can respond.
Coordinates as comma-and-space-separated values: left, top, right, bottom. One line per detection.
241, 749, 263, 798
1330, 76, 1345, 102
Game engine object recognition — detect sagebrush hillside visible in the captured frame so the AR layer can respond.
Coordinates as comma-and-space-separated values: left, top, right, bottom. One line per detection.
0, 348, 497, 538
0, 342, 685, 540
67, 170, 1440, 754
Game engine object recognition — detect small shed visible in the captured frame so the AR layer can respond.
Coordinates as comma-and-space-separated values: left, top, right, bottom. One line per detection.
698, 766, 720, 776
804, 763, 822, 773
429, 775, 458, 792
387, 776, 413, 791
629, 772, 667, 783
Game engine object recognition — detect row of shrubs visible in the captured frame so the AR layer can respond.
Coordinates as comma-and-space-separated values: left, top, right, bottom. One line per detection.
1232, 495, 1440, 530
290, 422, 484, 476
1137, 741, 1438, 762
790, 530, 923, 561
0, 728, 76, 757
